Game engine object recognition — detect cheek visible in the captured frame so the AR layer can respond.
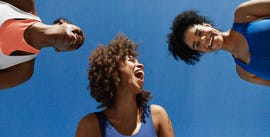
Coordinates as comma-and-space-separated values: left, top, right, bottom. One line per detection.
216, 35, 223, 45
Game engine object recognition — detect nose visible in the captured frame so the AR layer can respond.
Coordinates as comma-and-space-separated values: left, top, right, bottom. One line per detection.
77, 33, 84, 44
74, 30, 85, 47
137, 62, 144, 70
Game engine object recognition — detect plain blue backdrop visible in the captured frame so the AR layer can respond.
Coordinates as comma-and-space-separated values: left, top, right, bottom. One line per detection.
1, 0, 270, 137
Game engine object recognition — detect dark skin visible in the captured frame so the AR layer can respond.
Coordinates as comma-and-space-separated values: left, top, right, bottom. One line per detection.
0, 0, 36, 90
0, 0, 85, 90
76, 57, 174, 137
0, 59, 35, 89
2, 0, 37, 14
183, 0, 270, 86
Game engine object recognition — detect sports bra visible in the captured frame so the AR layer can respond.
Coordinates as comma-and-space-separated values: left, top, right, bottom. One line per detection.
232, 18, 270, 80
0, 1, 41, 69
95, 105, 157, 137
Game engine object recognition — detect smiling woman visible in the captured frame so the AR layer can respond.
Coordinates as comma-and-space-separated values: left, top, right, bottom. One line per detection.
0, 0, 85, 90
184, 24, 223, 52
167, 0, 270, 86
75, 33, 175, 137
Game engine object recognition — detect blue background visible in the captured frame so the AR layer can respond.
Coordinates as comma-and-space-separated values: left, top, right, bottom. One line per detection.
1, 0, 270, 137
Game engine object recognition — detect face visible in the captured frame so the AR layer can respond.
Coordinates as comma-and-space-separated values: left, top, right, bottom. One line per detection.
119, 55, 144, 92
54, 20, 85, 52
184, 23, 223, 52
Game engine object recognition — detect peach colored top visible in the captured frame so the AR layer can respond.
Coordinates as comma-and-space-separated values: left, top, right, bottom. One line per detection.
0, 19, 40, 55
0, 1, 41, 69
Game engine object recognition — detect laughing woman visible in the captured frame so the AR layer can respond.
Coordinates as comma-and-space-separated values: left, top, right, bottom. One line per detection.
76, 33, 174, 137
167, 0, 270, 86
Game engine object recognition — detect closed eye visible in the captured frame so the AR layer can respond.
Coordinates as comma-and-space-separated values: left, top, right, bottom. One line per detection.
127, 55, 136, 62
198, 30, 202, 36
192, 41, 200, 51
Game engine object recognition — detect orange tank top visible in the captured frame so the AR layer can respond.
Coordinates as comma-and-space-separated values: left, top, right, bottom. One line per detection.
0, 19, 40, 55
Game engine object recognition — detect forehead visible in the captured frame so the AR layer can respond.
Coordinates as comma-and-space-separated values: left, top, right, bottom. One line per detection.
183, 25, 197, 47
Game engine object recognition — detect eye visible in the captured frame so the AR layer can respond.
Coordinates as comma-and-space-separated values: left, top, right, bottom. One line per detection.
127, 55, 135, 62
198, 29, 203, 36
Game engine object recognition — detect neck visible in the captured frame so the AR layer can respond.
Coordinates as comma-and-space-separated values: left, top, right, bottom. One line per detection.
104, 90, 142, 136
107, 87, 140, 118
221, 30, 240, 55
24, 22, 59, 50
105, 102, 140, 127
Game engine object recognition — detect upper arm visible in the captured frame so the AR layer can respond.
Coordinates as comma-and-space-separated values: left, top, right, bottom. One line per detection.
236, 64, 270, 86
76, 113, 101, 137
0, 59, 35, 90
1, 0, 37, 15
234, 0, 270, 23
151, 104, 174, 137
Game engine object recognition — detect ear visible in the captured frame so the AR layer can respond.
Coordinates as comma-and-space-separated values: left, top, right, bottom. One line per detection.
54, 48, 60, 52
202, 23, 212, 27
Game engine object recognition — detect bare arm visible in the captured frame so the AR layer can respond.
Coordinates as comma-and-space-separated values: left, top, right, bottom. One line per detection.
76, 113, 101, 137
1, 0, 37, 15
151, 105, 175, 137
0, 59, 35, 90
234, 0, 270, 23
236, 64, 270, 86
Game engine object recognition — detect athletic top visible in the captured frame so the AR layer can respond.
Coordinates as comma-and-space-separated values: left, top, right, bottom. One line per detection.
95, 105, 157, 137
232, 18, 270, 80
0, 1, 41, 70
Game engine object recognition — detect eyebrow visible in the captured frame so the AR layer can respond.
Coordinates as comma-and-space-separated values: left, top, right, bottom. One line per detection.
192, 28, 199, 50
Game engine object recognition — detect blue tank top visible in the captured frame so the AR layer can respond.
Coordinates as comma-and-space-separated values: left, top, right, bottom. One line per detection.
231, 18, 270, 80
95, 105, 157, 137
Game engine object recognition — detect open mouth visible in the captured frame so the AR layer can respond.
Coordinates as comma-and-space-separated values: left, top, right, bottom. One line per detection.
208, 34, 214, 48
134, 70, 144, 81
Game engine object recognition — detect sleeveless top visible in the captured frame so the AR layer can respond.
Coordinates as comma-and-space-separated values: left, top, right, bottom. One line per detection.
95, 105, 157, 137
0, 1, 41, 70
231, 18, 270, 80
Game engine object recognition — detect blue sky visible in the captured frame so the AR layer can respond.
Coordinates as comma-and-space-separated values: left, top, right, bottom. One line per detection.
1, 0, 270, 137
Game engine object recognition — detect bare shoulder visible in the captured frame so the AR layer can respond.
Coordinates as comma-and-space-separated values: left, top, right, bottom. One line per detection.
150, 104, 167, 114
76, 113, 101, 137
150, 104, 175, 137
234, 0, 270, 23
150, 104, 169, 121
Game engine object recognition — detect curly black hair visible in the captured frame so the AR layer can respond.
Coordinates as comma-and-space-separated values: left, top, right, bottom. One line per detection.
167, 10, 212, 65
88, 33, 152, 110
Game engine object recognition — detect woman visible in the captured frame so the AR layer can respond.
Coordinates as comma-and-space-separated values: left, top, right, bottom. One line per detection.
76, 34, 174, 137
167, 0, 270, 86
0, 0, 85, 89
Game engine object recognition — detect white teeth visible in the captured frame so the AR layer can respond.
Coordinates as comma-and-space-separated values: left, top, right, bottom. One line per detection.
208, 35, 214, 48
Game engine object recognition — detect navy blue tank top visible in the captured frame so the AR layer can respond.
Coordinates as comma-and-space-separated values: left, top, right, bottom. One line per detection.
95, 105, 157, 137
232, 18, 270, 80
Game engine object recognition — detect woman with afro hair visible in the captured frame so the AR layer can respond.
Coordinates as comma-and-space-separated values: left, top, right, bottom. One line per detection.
167, 0, 270, 86
76, 33, 174, 137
